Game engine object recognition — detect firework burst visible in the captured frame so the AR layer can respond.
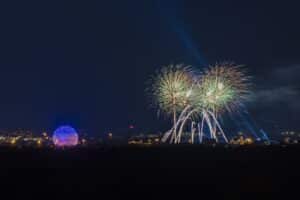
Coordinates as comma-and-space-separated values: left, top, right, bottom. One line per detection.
195, 63, 251, 113
147, 64, 196, 116
187, 63, 252, 143
175, 63, 251, 143
147, 62, 251, 144
147, 64, 197, 143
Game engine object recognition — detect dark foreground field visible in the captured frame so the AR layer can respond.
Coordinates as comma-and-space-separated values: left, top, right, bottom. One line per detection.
0, 145, 299, 199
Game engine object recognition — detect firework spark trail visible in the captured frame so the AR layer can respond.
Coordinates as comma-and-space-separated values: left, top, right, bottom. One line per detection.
186, 63, 251, 143
147, 64, 196, 143
177, 108, 198, 143
162, 105, 193, 143
148, 62, 251, 144
207, 110, 229, 143
161, 129, 173, 143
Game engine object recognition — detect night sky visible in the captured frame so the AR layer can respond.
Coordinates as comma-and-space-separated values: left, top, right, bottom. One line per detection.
0, 0, 299, 136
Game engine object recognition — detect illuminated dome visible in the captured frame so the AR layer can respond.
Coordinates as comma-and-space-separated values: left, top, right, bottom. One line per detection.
53, 126, 79, 147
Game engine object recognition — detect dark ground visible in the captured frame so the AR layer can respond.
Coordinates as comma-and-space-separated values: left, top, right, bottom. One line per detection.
0, 145, 299, 199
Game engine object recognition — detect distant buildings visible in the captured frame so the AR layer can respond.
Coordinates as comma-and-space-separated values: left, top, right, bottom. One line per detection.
0, 133, 51, 147
0, 128, 298, 148
128, 134, 161, 145
0, 129, 89, 148
281, 131, 300, 144
230, 135, 254, 145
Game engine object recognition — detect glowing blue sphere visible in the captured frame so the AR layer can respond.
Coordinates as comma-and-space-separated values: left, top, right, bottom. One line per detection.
53, 126, 79, 147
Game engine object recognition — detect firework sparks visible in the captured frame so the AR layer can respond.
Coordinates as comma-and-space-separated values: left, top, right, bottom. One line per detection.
195, 63, 251, 113
148, 62, 251, 144
188, 63, 251, 143
147, 64, 196, 116
147, 64, 196, 143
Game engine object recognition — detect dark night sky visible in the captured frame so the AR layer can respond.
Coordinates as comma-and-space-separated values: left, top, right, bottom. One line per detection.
0, 0, 299, 136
